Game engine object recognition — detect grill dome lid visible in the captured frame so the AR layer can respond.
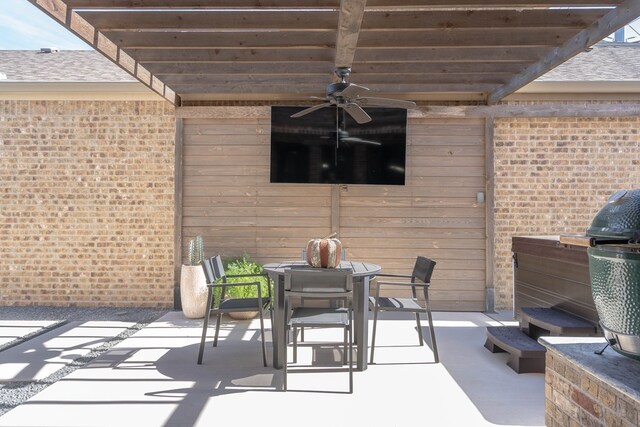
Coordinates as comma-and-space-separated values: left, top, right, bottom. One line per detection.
587, 189, 640, 242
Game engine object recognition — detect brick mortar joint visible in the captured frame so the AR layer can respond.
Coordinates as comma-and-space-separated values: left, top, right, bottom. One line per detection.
546, 350, 640, 425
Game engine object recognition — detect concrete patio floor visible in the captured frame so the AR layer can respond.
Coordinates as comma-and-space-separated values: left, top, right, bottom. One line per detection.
0, 310, 545, 427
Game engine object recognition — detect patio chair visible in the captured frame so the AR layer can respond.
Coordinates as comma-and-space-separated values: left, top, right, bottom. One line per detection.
369, 256, 438, 363
298, 247, 347, 342
284, 268, 354, 393
197, 255, 271, 367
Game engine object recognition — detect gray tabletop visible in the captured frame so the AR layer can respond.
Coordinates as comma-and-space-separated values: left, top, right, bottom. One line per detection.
263, 260, 381, 276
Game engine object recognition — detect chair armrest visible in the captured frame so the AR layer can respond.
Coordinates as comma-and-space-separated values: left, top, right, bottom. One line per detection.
222, 273, 273, 301
225, 273, 269, 279
286, 291, 351, 299
375, 281, 430, 288
208, 281, 261, 288
374, 273, 413, 279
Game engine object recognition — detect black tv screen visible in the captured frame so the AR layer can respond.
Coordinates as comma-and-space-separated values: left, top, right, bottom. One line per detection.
270, 106, 406, 185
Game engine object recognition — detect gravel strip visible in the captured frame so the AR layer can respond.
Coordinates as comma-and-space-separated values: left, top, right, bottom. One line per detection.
0, 307, 170, 417
0, 306, 168, 322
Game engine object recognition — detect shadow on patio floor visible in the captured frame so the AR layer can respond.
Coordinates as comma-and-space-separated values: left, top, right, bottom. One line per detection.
0, 311, 544, 427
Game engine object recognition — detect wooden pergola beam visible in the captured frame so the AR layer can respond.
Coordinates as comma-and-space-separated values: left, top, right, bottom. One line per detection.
31, 0, 640, 104
75, 9, 607, 31
126, 46, 548, 63
334, 0, 367, 69
103, 31, 337, 48
366, 0, 618, 6
361, 9, 608, 29
157, 73, 510, 85
145, 62, 336, 75
127, 48, 336, 63
104, 28, 577, 49
28, 0, 177, 104
76, 10, 339, 30
144, 61, 529, 75
170, 82, 501, 94
413, 102, 640, 118
357, 28, 578, 47
62, 0, 340, 8
62, 0, 618, 8
488, 0, 640, 103
353, 46, 551, 62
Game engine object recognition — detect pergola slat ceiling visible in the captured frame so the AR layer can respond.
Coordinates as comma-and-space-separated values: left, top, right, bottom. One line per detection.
29, 0, 640, 104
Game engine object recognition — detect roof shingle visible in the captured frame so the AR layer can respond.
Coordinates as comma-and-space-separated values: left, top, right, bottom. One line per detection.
538, 43, 640, 82
0, 50, 135, 83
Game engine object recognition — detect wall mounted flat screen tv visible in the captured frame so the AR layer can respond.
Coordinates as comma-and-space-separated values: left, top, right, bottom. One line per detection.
270, 106, 406, 185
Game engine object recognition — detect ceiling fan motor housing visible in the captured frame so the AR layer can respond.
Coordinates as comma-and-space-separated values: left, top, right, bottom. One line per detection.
326, 82, 351, 98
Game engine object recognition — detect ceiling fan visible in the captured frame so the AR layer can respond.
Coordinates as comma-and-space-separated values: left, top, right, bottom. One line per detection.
291, 67, 416, 124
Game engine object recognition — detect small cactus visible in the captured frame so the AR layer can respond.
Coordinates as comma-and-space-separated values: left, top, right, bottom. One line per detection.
187, 235, 204, 266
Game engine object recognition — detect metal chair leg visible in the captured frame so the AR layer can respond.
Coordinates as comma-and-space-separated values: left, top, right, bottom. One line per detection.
300, 296, 306, 342
370, 305, 379, 364
415, 312, 424, 346
343, 327, 348, 364
269, 304, 274, 328
370, 294, 380, 364
197, 288, 214, 364
259, 306, 267, 367
424, 288, 439, 363
348, 308, 353, 394
213, 313, 222, 347
293, 326, 298, 364
284, 337, 288, 391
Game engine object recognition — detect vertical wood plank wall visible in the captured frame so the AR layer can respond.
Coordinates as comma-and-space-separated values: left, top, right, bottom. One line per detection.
181, 112, 486, 311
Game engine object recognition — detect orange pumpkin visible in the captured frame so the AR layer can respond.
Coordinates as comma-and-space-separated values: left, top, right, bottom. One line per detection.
306, 238, 343, 268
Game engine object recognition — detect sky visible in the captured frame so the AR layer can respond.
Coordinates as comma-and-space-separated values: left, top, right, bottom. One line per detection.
0, 0, 91, 50
0, 0, 639, 51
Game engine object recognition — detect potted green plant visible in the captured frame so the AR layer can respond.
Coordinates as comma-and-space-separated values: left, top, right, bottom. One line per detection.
180, 236, 208, 319
219, 255, 270, 319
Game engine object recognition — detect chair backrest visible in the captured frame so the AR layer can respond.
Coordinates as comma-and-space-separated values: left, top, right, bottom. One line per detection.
284, 268, 353, 294
412, 256, 436, 284
201, 255, 225, 284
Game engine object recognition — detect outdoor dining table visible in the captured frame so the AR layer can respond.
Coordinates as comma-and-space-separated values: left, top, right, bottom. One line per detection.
263, 260, 381, 371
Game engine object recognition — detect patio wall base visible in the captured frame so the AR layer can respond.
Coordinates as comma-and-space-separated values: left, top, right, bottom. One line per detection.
541, 337, 640, 427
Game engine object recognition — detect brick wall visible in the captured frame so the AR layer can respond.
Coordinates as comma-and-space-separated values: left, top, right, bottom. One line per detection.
493, 115, 640, 310
0, 100, 176, 307
545, 350, 639, 427
3, 100, 639, 310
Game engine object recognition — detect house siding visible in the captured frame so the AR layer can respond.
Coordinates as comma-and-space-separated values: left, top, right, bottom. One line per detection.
0, 100, 176, 307
493, 115, 640, 310
180, 111, 487, 311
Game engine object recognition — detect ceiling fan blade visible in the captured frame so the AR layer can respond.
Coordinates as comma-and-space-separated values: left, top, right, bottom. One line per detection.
338, 84, 370, 98
356, 97, 417, 109
343, 103, 372, 124
290, 103, 332, 118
